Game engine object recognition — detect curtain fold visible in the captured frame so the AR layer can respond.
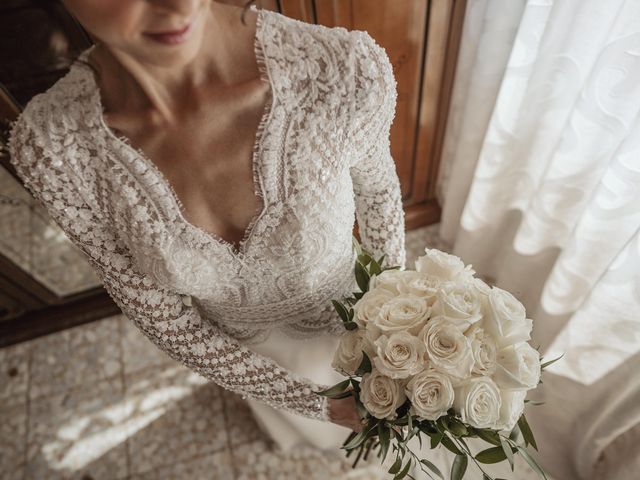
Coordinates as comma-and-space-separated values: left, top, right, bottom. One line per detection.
435, 1, 640, 478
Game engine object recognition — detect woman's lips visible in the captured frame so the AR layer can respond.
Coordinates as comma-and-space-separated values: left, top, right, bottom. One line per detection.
143, 18, 196, 45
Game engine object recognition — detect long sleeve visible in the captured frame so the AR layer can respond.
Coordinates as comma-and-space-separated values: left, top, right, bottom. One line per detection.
7, 111, 332, 422
347, 30, 406, 270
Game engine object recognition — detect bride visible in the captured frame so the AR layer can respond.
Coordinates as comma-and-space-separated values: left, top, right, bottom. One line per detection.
8, 0, 406, 475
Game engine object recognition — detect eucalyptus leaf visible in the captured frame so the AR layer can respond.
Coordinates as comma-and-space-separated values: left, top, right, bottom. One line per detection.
355, 261, 371, 292
355, 351, 373, 376
440, 435, 463, 456
517, 446, 548, 480
370, 259, 382, 276
352, 236, 363, 256
500, 436, 514, 471
388, 455, 403, 474
430, 432, 444, 449
475, 446, 507, 464
451, 454, 468, 480
315, 379, 351, 397
420, 459, 443, 479
331, 300, 349, 322
395, 458, 412, 480
377, 254, 387, 267
518, 414, 538, 450
378, 423, 391, 463
540, 352, 565, 370
475, 429, 501, 446
345, 321, 358, 331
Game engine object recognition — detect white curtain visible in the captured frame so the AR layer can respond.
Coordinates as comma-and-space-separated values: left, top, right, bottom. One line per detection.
436, 0, 640, 479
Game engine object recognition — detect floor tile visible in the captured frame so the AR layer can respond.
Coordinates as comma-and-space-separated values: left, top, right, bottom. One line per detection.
0, 393, 28, 480
123, 366, 227, 475
0, 340, 30, 402
119, 315, 175, 377
129, 448, 235, 480
26, 376, 128, 480
29, 316, 122, 400
221, 390, 267, 448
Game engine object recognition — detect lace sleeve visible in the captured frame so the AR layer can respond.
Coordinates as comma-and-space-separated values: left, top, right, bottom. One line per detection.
7, 111, 332, 422
347, 30, 406, 270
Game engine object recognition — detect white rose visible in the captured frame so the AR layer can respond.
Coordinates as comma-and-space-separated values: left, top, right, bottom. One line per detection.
372, 331, 426, 379
494, 342, 541, 390
353, 288, 395, 329
368, 269, 406, 295
360, 370, 407, 420
495, 389, 527, 432
415, 248, 476, 282
369, 293, 430, 338
431, 282, 483, 331
465, 324, 498, 376
419, 317, 474, 383
331, 329, 369, 376
483, 287, 533, 347
395, 271, 443, 306
453, 377, 502, 429
405, 369, 454, 421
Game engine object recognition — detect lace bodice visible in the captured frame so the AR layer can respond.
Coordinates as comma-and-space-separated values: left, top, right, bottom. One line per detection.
7, 8, 405, 422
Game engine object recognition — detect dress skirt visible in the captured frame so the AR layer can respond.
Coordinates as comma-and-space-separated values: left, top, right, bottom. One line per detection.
243, 328, 353, 452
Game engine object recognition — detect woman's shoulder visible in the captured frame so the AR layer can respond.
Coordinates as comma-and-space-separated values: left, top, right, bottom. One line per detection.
8, 57, 98, 174
262, 9, 395, 107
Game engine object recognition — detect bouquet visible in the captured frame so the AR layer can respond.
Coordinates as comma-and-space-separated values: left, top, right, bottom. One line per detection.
316, 237, 561, 480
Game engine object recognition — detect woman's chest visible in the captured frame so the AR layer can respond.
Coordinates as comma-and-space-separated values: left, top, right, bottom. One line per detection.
96, 92, 355, 306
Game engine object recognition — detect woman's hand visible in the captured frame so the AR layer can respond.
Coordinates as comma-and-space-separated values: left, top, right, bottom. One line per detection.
327, 389, 366, 432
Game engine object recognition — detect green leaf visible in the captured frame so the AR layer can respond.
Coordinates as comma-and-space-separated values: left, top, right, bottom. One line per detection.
353, 291, 364, 300
378, 423, 390, 463
315, 379, 351, 397
331, 300, 350, 322
540, 352, 564, 370
420, 459, 443, 479
343, 428, 368, 450
358, 253, 373, 266
352, 235, 363, 256
377, 254, 387, 267
394, 458, 412, 479
518, 414, 538, 450
439, 435, 463, 455
447, 418, 468, 437
517, 446, 548, 480
450, 454, 468, 480
355, 351, 372, 376
475, 446, 507, 464
475, 429, 501, 446
388, 455, 402, 474
344, 321, 358, 331
355, 260, 371, 292
500, 436, 514, 471
430, 432, 444, 449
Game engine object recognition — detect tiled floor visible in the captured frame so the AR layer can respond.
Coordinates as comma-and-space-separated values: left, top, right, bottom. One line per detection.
0, 225, 545, 480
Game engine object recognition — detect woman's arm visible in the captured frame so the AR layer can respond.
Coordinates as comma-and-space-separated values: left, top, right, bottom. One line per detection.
8, 108, 332, 422
347, 30, 406, 270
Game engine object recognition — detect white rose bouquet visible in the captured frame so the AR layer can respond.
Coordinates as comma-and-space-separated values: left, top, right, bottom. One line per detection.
316, 237, 562, 480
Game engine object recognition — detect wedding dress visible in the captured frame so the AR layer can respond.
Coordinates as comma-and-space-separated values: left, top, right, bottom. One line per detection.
8, 6, 405, 476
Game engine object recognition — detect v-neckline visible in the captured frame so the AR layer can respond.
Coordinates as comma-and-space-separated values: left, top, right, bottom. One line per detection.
82, 7, 274, 259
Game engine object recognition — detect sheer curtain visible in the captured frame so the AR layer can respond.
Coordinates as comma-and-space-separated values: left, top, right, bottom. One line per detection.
435, 0, 640, 479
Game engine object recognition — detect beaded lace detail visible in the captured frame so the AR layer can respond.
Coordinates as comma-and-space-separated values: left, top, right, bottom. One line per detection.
7, 8, 405, 422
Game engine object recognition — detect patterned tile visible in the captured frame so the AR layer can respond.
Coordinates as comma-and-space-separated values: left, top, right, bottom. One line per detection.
0, 340, 30, 402
128, 448, 235, 480
231, 439, 391, 480
119, 315, 175, 376
0, 393, 28, 480
123, 365, 227, 475
29, 316, 122, 399
221, 389, 267, 448
26, 376, 128, 480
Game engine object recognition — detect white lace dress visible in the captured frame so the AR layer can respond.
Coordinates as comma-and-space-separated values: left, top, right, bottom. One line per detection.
8, 5, 406, 469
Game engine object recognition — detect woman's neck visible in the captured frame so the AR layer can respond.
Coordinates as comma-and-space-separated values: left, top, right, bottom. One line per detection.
88, 2, 256, 126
